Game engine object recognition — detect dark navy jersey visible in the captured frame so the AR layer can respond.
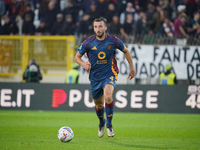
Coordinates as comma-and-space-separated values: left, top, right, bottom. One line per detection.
78, 34, 125, 81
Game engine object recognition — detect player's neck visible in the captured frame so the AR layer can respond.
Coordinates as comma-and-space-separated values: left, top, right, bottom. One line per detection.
96, 33, 107, 41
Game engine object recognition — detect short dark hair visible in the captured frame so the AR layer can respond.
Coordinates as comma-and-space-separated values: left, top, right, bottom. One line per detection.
93, 17, 107, 26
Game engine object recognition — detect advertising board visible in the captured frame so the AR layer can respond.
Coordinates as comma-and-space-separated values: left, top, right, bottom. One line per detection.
0, 83, 199, 113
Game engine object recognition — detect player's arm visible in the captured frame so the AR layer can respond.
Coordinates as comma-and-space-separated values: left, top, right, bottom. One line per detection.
122, 46, 136, 80
74, 52, 91, 70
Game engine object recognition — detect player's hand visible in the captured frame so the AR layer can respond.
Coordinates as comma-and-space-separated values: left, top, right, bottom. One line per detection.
83, 61, 91, 70
128, 68, 136, 80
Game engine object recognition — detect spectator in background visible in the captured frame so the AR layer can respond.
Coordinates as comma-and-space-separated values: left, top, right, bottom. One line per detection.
108, 15, 121, 36
159, 64, 177, 85
88, 2, 100, 25
82, 0, 100, 14
23, 59, 42, 83
51, 13, 64, 35
174, 12, 189, 38
133, 0, 140, 12
116, 0, 131, 15
22, 4, 35, 23
7, 0, 20, 21
66, 62, 79, 84
1, 15, 19, 35
18, 0, 29, 17
168, 0, 176, 19
22, 14, 35, 35
61, 14, 75, 35
98, 0, 115, 17
158, 0, 172, 19
188, 11, 200, 38
120, 2, 138, 25
35, 20, 49, 35
70, 0, 82, 15
147, 5, 165, 34
62, 0, 78, 24
145, 2, 156, 31
120, 13, 134, 41
134, 11, 147, 35
79, 13, 90, 39
184, 0, 199, 19
104, 3, 117, 25
143, 30, 159, 44
161, 17, 174, 37
38, 0, 49, 17
41, 1, 59, 32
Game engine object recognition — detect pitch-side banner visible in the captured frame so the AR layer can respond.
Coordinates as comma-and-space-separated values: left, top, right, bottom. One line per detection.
79, 45, 200, 83
0, 83, 199, 114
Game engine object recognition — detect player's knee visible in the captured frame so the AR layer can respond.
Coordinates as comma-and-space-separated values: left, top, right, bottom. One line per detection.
96, 104, 104, 111
104, 94, 113, 104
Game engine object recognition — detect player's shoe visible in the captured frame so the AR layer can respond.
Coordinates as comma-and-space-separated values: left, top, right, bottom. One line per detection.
107, 126, 114, 137
98, 118, 106, 138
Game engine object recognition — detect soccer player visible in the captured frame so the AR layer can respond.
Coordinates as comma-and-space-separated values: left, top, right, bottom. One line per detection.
74, 17, 135, 138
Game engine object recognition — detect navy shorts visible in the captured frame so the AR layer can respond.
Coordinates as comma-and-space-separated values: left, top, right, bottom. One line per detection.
90, 76, 117, 100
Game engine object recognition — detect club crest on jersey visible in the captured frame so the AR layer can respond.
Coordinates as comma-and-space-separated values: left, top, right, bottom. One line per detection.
92, 46, 97, 50
107, 45, 111, 50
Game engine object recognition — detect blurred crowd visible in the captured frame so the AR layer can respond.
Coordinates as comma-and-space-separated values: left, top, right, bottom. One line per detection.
0, 0, 200, 41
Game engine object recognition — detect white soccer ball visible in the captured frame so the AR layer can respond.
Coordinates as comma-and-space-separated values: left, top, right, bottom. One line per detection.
57, 126, 74, 142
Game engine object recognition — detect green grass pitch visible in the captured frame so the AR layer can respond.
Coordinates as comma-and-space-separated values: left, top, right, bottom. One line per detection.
0, 110, 199, 150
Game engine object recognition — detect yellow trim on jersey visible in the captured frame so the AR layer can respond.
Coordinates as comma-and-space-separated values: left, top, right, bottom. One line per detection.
88, 69, 90, 79
111, 61, 118, 81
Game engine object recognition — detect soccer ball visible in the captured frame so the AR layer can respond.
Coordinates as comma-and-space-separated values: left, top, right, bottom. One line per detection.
57, 126, 74, 142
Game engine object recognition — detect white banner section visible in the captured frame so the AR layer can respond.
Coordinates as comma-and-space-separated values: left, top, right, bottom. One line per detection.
79, 45, 200, 84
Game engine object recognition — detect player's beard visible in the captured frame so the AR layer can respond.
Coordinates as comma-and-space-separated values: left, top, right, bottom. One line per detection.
95, 31, 105, 38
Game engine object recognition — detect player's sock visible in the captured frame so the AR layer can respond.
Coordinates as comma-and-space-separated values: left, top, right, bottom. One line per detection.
105, 101, 114, 127
95, 106, 105, 126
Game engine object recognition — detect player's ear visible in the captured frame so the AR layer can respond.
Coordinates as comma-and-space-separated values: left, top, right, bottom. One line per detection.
105, 26, 107, 31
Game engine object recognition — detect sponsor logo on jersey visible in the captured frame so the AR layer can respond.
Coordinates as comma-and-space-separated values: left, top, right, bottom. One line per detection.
98, 52, 106, 59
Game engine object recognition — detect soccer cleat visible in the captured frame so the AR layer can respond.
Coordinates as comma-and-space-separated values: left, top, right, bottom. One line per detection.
98, 118, 106, 138
107, 126, 114, 137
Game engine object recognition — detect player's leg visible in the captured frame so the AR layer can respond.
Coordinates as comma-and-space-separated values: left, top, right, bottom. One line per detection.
94, 95, 105, 126
104, 84, 115, 137
91, 79, 106, 138
91, 80, 105, 127
94, 96, 106, 137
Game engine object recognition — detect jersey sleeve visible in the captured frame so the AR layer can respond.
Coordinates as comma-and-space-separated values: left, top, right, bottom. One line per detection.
78, 45, 86, 55
118, 40, 125, 51
115, 37, 125, 51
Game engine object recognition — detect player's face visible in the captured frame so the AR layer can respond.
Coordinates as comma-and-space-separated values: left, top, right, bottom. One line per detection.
93, 21, 107, 38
